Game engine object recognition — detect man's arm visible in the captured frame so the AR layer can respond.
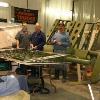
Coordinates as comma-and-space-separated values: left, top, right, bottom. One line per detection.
15, 32, 21, 49
16, 40, 19, 49
51, 33, 57, 44
29, 33, 34, 49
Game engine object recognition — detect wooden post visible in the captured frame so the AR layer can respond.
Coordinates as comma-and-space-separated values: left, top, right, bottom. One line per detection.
77, 64, 81, 82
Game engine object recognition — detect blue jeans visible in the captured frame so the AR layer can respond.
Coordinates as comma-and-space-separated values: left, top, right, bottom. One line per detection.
17, 75, 29, 92
53, 50, 67, 79
55, 64, 67, 79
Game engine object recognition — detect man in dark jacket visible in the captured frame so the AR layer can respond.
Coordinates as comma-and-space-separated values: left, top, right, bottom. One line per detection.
30, 23, 46, 51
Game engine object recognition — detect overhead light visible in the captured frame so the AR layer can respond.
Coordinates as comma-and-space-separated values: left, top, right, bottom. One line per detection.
0, 2, 9, 7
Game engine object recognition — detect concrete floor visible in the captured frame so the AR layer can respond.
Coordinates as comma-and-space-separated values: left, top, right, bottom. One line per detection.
30, 79, 100, 100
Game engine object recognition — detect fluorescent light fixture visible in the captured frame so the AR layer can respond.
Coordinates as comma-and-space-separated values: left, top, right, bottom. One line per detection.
0, 2, 9, 7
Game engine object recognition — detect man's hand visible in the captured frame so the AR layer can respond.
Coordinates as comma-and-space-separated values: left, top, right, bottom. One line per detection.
33, 46, 37, 50
57, 42, 62, 45
30, 44, 33, 49
53, 40, 57, 44
52, 39, 57, 44
53, 39, 57, 43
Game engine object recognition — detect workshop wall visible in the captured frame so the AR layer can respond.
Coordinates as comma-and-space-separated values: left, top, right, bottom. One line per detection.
0, 0, 41, 32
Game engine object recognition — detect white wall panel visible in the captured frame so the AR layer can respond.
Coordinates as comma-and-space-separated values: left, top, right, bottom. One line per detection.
0, 0, 41, 32
0, 0, 27, 8
95, 0, 100, 21
40, 0, 73, 33
28, 0, 41, 10
0, 8, 9, 19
